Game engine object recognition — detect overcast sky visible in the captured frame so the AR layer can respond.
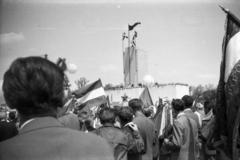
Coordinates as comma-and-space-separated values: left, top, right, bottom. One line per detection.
1, 0, 240, 90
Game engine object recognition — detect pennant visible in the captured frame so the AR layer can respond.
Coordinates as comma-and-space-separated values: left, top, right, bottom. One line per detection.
72, 79, 106, 111
215, 6, 240, 160
128, 22, 141, 31
139, 87, 153, 108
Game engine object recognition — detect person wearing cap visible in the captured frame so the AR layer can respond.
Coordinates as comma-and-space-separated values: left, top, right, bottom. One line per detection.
163, 99, 198, 160
0, 57, 113, 160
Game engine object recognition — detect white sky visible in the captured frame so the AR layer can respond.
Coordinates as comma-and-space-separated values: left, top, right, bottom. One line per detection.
1, 0, 240, 90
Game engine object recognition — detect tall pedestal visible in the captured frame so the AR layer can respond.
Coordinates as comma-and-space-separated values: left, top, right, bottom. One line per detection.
123, 47, 148, 86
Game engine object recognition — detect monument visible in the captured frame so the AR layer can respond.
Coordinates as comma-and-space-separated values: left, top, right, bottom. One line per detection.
122, 22, 148, 86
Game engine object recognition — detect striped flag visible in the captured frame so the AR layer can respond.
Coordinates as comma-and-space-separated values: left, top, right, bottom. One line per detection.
72, 79, 106, 111
215, 6, 240, 160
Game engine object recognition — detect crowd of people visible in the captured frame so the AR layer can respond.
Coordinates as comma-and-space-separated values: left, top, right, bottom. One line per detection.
0, 57, 216, 160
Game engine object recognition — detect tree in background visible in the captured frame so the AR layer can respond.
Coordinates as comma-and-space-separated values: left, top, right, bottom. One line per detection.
63, 75, 71, 90
104, 83, 113, 90
190, 83, 216, 102
75, 77, 89, 89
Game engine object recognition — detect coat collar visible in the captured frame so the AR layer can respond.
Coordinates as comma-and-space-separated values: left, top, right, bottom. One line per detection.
19, 117, 63, 134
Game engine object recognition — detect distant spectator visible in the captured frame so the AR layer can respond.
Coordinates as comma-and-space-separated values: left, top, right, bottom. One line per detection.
163, 99, 198, 160
142, 107, 152, 118
182, 95, 200, 128
92, 107, 136, 160
118, 106, 145, 160
129, 99, 157, 160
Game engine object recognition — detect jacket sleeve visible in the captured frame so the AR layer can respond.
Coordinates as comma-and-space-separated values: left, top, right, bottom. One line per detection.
164, 121, 183, 150
126, 130, 145, 154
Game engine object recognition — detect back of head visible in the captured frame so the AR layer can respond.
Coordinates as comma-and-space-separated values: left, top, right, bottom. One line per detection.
128, 99, 143, 112
181, 95, 194, 109
117, 106, 133, 124
172, 99, 185, 112
204, 100, 215, 115
3, 57, 64, 117
99, 107, 116, 125
142, 107, 152, 118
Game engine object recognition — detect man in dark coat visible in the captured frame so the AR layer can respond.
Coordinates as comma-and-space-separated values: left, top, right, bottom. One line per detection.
129, 99, 157, 160
117, 106, 145, 160
0, 57, 114, 160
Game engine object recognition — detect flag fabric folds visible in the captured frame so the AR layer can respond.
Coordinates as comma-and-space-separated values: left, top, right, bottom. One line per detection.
215, 7, 240, 160
139, 87, 153, 108
72, 79, 106, 111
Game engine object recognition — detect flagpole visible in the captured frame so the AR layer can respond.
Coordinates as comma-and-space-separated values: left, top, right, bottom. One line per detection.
128, 24, 130, 48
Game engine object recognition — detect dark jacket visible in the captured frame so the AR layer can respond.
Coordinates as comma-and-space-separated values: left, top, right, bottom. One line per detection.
124, 125, 145, 160
0, 117, 114, 160
133, 114, 157, 160
92, 123, 138, 160
0, 120, 18, 142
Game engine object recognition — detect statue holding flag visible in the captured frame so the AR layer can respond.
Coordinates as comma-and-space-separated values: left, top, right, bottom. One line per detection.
128, 22, 141, 47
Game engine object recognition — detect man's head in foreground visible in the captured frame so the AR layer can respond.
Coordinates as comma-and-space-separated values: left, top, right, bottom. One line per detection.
3, 57, 65, 119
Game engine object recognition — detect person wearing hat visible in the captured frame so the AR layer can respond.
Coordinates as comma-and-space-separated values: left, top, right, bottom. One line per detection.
163, 99, 198, 160
0, 57, 113, 160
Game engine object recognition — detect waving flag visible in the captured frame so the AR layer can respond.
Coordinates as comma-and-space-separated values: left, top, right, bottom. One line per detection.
72, 79, 106, 111
215, 6, 240, 160
139, 87, 153, 108
128, 22, 141, 31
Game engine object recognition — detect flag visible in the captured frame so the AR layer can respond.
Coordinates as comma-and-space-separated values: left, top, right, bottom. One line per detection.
128, 22, 141, 31
72, 79, 106, 111
57, 98, 74, 117
215, 6, 240, 160
56, 58, 67, 71
139, 87, 153, 108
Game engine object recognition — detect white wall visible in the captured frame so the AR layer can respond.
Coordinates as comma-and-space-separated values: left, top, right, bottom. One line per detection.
106, 85, 189, 104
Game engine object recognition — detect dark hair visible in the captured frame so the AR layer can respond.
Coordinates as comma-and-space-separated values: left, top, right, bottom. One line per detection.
204, 100, 215, 113
142, 107, 152, 117
9, 111, 16, 120
128, 99, 143, 112
118, 106, 133, 124
181, 95, 194, 108
3, 57, 64, 117
113, 105, 121, 115
172, 99, 185, 111
99, 107, 116, 125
